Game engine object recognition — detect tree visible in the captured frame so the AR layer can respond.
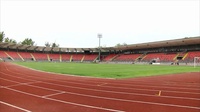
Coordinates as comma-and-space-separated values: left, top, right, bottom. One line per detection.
115, 43, 127, 47
123, 42, 127, 46
115, 43, 121, 47
45, 42, 51, 47
0, 31, 5, 42
21, 38, 35, 45
45, 42, 59, 47
51, 42, 59, 47
4, 37, 17, 43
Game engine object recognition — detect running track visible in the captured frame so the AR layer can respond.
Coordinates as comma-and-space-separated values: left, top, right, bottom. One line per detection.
0, 62, 200, 112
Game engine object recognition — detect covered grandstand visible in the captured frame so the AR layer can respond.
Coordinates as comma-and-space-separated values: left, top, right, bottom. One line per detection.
0, 36, 200, 65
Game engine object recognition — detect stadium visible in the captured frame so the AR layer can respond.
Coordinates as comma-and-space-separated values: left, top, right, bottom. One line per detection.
1, 0, 200, 111
0, 36, 200, 112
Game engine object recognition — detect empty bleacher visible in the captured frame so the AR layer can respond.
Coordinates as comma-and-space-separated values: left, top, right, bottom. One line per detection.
183, 51, 200, 62
18, 52, 32, 61
71, 54, 84, 62
1, 50, 200, 64
32, 52, 48, 61
142, 53, 177, 62
102, 54, 118, 61
49, 53, 60, 61
61, 54, 71, 62
113, 54, 141, 62
0, 50, 8, 60
6, 51, 21, 60
83, 54, 98, 62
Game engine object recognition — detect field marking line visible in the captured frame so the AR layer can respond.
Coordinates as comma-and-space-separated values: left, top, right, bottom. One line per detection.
0, 101, 32, 112
97, 83, 108, 86
1, 69, 200, 101
9, 80, 200, 109
94, 81, 200, 91
3, 64, 200, 93
0, 77, 64, 93
7, 64, 200, 90
40, 81, 200, 101
42, 79, 200, 95
53, 90, 200, 110
3, 87, 125, 112
5, 81, 42, 88
0, 77, 20, 83
0, 71, 37, 82
2, 63, 200, 107
42, 91, 66, 98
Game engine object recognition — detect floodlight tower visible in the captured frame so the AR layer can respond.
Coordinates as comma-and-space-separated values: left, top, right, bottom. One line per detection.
97, 34, 102, 62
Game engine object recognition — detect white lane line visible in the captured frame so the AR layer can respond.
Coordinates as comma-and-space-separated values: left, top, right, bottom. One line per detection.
1, 70, 200, 101
42, 91, 66, 98
10, 63, 200, 88
6, 81, 42, 88
0, 101, 32, 112
53, 80, 200, 94
0, 71, 36, 82
1, 69, 200, 100
41, 81, 200, 101
2, 70, 200, 96
0, 77, 20, 83
5, 84, 200, 110
2, 64, 200, 110
3, 87, 125, 112
6, 68, 200, 92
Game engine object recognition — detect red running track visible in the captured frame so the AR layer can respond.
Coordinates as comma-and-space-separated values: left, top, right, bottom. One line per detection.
0, 62, 200, 112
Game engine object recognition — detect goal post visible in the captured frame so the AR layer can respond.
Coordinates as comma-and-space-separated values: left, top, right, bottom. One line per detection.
194, 57, 200, 68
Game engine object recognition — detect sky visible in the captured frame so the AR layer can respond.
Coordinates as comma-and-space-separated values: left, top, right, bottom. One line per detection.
0, 0, 199, 48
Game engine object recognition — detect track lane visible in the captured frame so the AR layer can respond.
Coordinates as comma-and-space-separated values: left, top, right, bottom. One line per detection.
1, 62, 200, 112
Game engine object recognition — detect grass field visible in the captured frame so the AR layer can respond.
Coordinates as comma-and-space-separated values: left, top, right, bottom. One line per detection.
14, 62, 200, 78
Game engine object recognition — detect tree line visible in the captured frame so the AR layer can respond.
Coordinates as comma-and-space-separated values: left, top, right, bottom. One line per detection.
0, 31, 59, 47
1, 31, 127, 48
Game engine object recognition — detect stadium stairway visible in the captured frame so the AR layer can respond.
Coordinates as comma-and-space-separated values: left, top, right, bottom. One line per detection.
60, 54, 62, 62
4, 52, 14, 61
30, 53, 36, 61
182, 52, 188, 60
70, 55, 73, 62
110, 54, 119, 61
134, 54, 145, 62
173, 53, 179, 60
17, 52, 24, 61
81, 55, 85, 62
47, 54, 50, 61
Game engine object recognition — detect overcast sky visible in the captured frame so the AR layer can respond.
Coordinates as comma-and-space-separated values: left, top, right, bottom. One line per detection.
0, 0, 199, 48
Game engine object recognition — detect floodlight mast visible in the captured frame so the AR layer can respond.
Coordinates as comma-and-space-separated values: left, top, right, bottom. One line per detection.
98, 34, 102, 62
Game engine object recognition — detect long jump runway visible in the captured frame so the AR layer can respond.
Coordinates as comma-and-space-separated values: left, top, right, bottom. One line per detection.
0, 62, 200, 112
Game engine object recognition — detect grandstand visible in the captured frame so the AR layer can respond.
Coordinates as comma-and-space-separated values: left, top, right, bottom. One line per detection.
0, 36, 200, 65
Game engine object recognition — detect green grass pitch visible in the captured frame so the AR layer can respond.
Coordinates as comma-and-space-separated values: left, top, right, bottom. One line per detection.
14, 62, 200, 78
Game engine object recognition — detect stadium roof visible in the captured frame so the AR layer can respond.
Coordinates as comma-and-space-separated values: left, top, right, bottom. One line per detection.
0, 36, 199, 52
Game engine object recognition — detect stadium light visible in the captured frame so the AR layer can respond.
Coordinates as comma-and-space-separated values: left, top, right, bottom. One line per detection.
98, 34, 102, 62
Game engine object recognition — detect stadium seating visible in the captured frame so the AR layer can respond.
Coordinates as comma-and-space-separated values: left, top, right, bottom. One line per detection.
6, 51, 21, 60
142, 53, 177, 62
18, 52, 32, 60
1, 50, 200, 63
184, 51, 200, 62
102, 54, 118, 61
49, 53, 60, 61
61, 54, 71, 62
83, 54, 98, 62
113, 54, 141, 62
0, 50, 8, 59
71, 54, 84, 62
32, 52, 48, 61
